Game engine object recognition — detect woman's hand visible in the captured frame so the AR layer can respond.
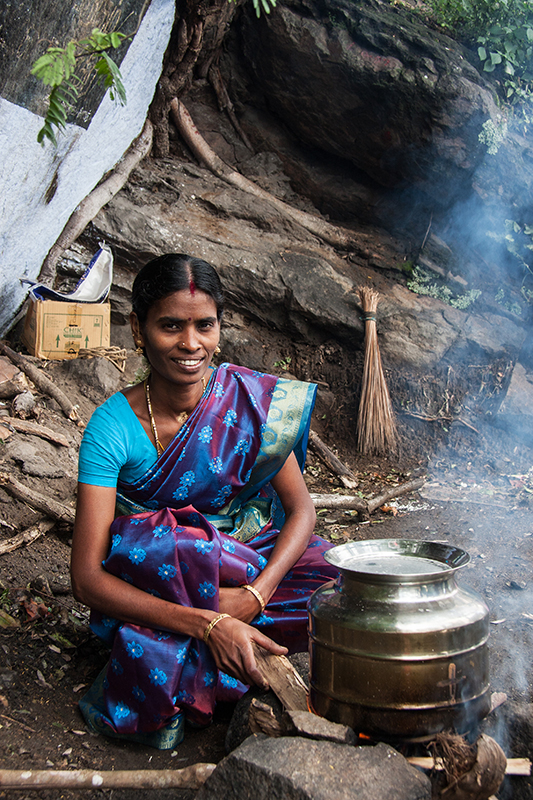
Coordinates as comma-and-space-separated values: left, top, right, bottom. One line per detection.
218, 587, 263, 623
205, 614, 287, 688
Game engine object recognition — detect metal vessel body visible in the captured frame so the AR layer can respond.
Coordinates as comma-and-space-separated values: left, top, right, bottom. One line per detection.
308, 539, 490, 742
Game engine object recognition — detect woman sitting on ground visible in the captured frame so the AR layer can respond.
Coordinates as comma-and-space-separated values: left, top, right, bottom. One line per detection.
70, 253, 338, 748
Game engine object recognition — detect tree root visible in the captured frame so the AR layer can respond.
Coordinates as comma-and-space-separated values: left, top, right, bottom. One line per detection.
208, 63, 253, 150
170, 98, 364, 251
38, 120, 153, 286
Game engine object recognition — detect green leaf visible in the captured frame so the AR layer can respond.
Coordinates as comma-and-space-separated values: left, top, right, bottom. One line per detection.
93, 52, 126, 105
478, 45, 487, 60
110, 32, 126, 48
490, 51, 503, 64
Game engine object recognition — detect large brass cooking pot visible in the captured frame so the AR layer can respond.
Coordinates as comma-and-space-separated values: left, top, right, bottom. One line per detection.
308, 539, 490, 742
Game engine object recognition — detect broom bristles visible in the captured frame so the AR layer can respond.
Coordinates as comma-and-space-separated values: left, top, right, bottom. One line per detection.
357, 287, 398, 455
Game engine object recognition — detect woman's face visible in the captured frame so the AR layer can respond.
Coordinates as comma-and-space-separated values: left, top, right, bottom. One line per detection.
132, 289, 220, 388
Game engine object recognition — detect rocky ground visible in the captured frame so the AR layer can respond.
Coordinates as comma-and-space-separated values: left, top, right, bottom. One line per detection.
0, 321, 532, 800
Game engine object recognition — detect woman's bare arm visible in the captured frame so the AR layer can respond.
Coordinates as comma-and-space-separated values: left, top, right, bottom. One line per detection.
71, 483, 286, 685
218, 451, 316, 622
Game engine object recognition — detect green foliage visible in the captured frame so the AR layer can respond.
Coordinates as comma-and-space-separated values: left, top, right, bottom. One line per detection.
488, 218, 533, 270
273, 356, 292, 371
31, 28, 127, 146
407, 266, 482, 308
487, 218, 533, 310
495, 287, 523, 315
425, 0, 533, 107
478, 117, 508, 153
228, 0, 277, 17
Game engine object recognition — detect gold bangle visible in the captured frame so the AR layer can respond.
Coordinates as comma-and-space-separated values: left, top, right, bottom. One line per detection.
203, 613, 231, 644
241, 583, 266, 613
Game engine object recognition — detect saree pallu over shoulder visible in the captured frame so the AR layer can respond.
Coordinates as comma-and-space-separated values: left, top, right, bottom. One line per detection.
115, 364, 317, 542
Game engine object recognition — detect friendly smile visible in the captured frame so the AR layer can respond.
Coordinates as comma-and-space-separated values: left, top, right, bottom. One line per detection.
173, 358, 204, 366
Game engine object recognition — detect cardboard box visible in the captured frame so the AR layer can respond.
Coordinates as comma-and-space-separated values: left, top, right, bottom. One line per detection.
23, 298, 111, 360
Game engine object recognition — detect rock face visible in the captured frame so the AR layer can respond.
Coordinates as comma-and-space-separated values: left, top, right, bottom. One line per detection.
237, 0, 497, 203
225, 0, 533, 243
196, 735, 432, 800
88, 157, 526, 366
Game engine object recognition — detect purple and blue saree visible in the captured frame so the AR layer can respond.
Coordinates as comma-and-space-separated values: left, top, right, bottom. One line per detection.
80, 364, 337, 748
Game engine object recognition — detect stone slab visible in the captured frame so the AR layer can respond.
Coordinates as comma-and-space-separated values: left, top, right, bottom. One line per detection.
197, 735, 431, 800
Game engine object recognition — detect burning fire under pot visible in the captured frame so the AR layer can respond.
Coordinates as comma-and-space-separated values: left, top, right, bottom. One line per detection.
308, 539, 491, 743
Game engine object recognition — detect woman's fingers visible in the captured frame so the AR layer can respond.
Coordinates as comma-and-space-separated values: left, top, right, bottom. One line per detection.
207, 617, 287, 688
251, 629, 288, 656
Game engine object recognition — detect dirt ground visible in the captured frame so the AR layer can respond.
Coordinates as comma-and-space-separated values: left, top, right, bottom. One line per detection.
0, 331, 532, 800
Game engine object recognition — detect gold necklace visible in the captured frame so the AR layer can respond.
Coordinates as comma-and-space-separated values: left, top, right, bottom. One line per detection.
144, 376, 207, 456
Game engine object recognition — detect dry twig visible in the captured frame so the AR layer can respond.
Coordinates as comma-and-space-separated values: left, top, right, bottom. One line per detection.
0, 763, 215, 790
0, 519, 55, 556
308, 430, 358, 489
0, 342, 81, 423
0, 473, 75, 525
309, 477, 425, 517
0, 417, 69, 446
77, 346, 128, 372
427, 733, 507, 800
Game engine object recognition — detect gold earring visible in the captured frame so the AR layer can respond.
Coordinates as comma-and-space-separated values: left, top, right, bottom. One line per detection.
214, 345, 221, 355
134, 341, 144, 355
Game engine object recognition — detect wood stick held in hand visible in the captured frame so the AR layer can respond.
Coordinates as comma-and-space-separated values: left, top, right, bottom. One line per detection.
252, 643, 308, 711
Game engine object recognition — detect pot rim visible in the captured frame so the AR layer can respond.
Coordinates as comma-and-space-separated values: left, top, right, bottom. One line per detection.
324, 538, 470, 581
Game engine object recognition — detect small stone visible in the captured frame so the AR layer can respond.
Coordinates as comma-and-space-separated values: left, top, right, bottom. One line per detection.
12, 391, 36, 418
283, 711, 356, 745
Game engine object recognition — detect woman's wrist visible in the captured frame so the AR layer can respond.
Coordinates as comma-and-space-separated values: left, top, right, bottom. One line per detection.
203, 613, 232, 643
241, 583, 266, 613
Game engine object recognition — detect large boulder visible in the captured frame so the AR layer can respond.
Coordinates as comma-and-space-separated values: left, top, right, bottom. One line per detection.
196, 735, 431, 800
232, 0, 499, 209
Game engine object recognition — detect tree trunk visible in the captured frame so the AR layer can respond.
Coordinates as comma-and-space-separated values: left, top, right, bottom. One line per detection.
149, 0, 244, 157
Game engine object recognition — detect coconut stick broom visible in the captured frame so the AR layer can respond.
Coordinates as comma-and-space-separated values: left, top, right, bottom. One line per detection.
356, 287, 398, 455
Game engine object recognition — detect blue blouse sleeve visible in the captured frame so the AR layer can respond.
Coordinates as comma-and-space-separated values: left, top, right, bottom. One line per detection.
78, 393, 157, 487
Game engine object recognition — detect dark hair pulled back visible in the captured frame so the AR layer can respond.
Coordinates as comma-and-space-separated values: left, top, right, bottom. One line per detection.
131, 253, 225, 323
